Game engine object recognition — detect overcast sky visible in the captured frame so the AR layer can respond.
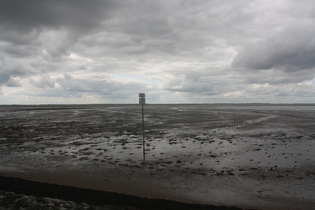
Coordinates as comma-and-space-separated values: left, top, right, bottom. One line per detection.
0, 0, 314, 104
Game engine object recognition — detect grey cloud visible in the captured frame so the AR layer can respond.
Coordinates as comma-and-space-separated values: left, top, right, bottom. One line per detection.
31, 74, 55, 88
0, 0, 117, 59
0, 57, 37, 85
241, 69, 315, 85
109, 1, 173, 36
163, 70, 230, 96
55, 74, 144, 97
78, 66, 87, 70
1, 0, 315, 103
40, 30, 79, 60
0, 0, 114, 33
4, 77, 21, 87
67, 1, 232, 60
232, 23, 315, 73
246, 82, 315, 102
89, 1, 216, 57
2, 43, 39, 58
0, 28, 41, 46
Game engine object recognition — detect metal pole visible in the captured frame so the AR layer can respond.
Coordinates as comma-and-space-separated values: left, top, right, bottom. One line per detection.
142, 103, 145, 164
139, 93, 146, 164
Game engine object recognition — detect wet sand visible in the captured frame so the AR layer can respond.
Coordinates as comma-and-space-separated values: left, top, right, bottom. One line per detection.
0, 104, 315, 209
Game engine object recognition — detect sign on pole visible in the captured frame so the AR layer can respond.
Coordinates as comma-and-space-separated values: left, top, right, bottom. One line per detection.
139, 93, 145, 104
139, 93, 145, 164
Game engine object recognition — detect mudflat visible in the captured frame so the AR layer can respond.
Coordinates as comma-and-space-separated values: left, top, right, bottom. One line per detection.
0, 104, 314, 209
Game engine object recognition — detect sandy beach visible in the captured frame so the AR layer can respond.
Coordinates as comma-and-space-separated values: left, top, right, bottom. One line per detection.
0, 104, 315, 209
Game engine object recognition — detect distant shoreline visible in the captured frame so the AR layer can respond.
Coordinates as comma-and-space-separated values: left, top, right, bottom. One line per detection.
0, 103, 314, 106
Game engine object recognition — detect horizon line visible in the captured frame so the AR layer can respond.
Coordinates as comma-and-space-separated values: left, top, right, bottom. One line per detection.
1, 103, 314, 106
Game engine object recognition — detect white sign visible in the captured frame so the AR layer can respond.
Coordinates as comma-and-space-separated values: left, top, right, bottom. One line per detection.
139, 93, 145, 104
139, 93, 145, 98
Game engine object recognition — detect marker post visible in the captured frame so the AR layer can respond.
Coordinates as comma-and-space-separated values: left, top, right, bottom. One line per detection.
139, 93, 146, 164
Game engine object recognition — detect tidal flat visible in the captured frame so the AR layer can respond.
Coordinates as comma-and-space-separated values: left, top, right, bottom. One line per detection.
0, 104, 314, 209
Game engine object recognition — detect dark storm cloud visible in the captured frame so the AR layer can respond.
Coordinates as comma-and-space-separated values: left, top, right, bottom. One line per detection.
232, 23, 315, 82
0, 0, 113, 33
0, 0, 119, 60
